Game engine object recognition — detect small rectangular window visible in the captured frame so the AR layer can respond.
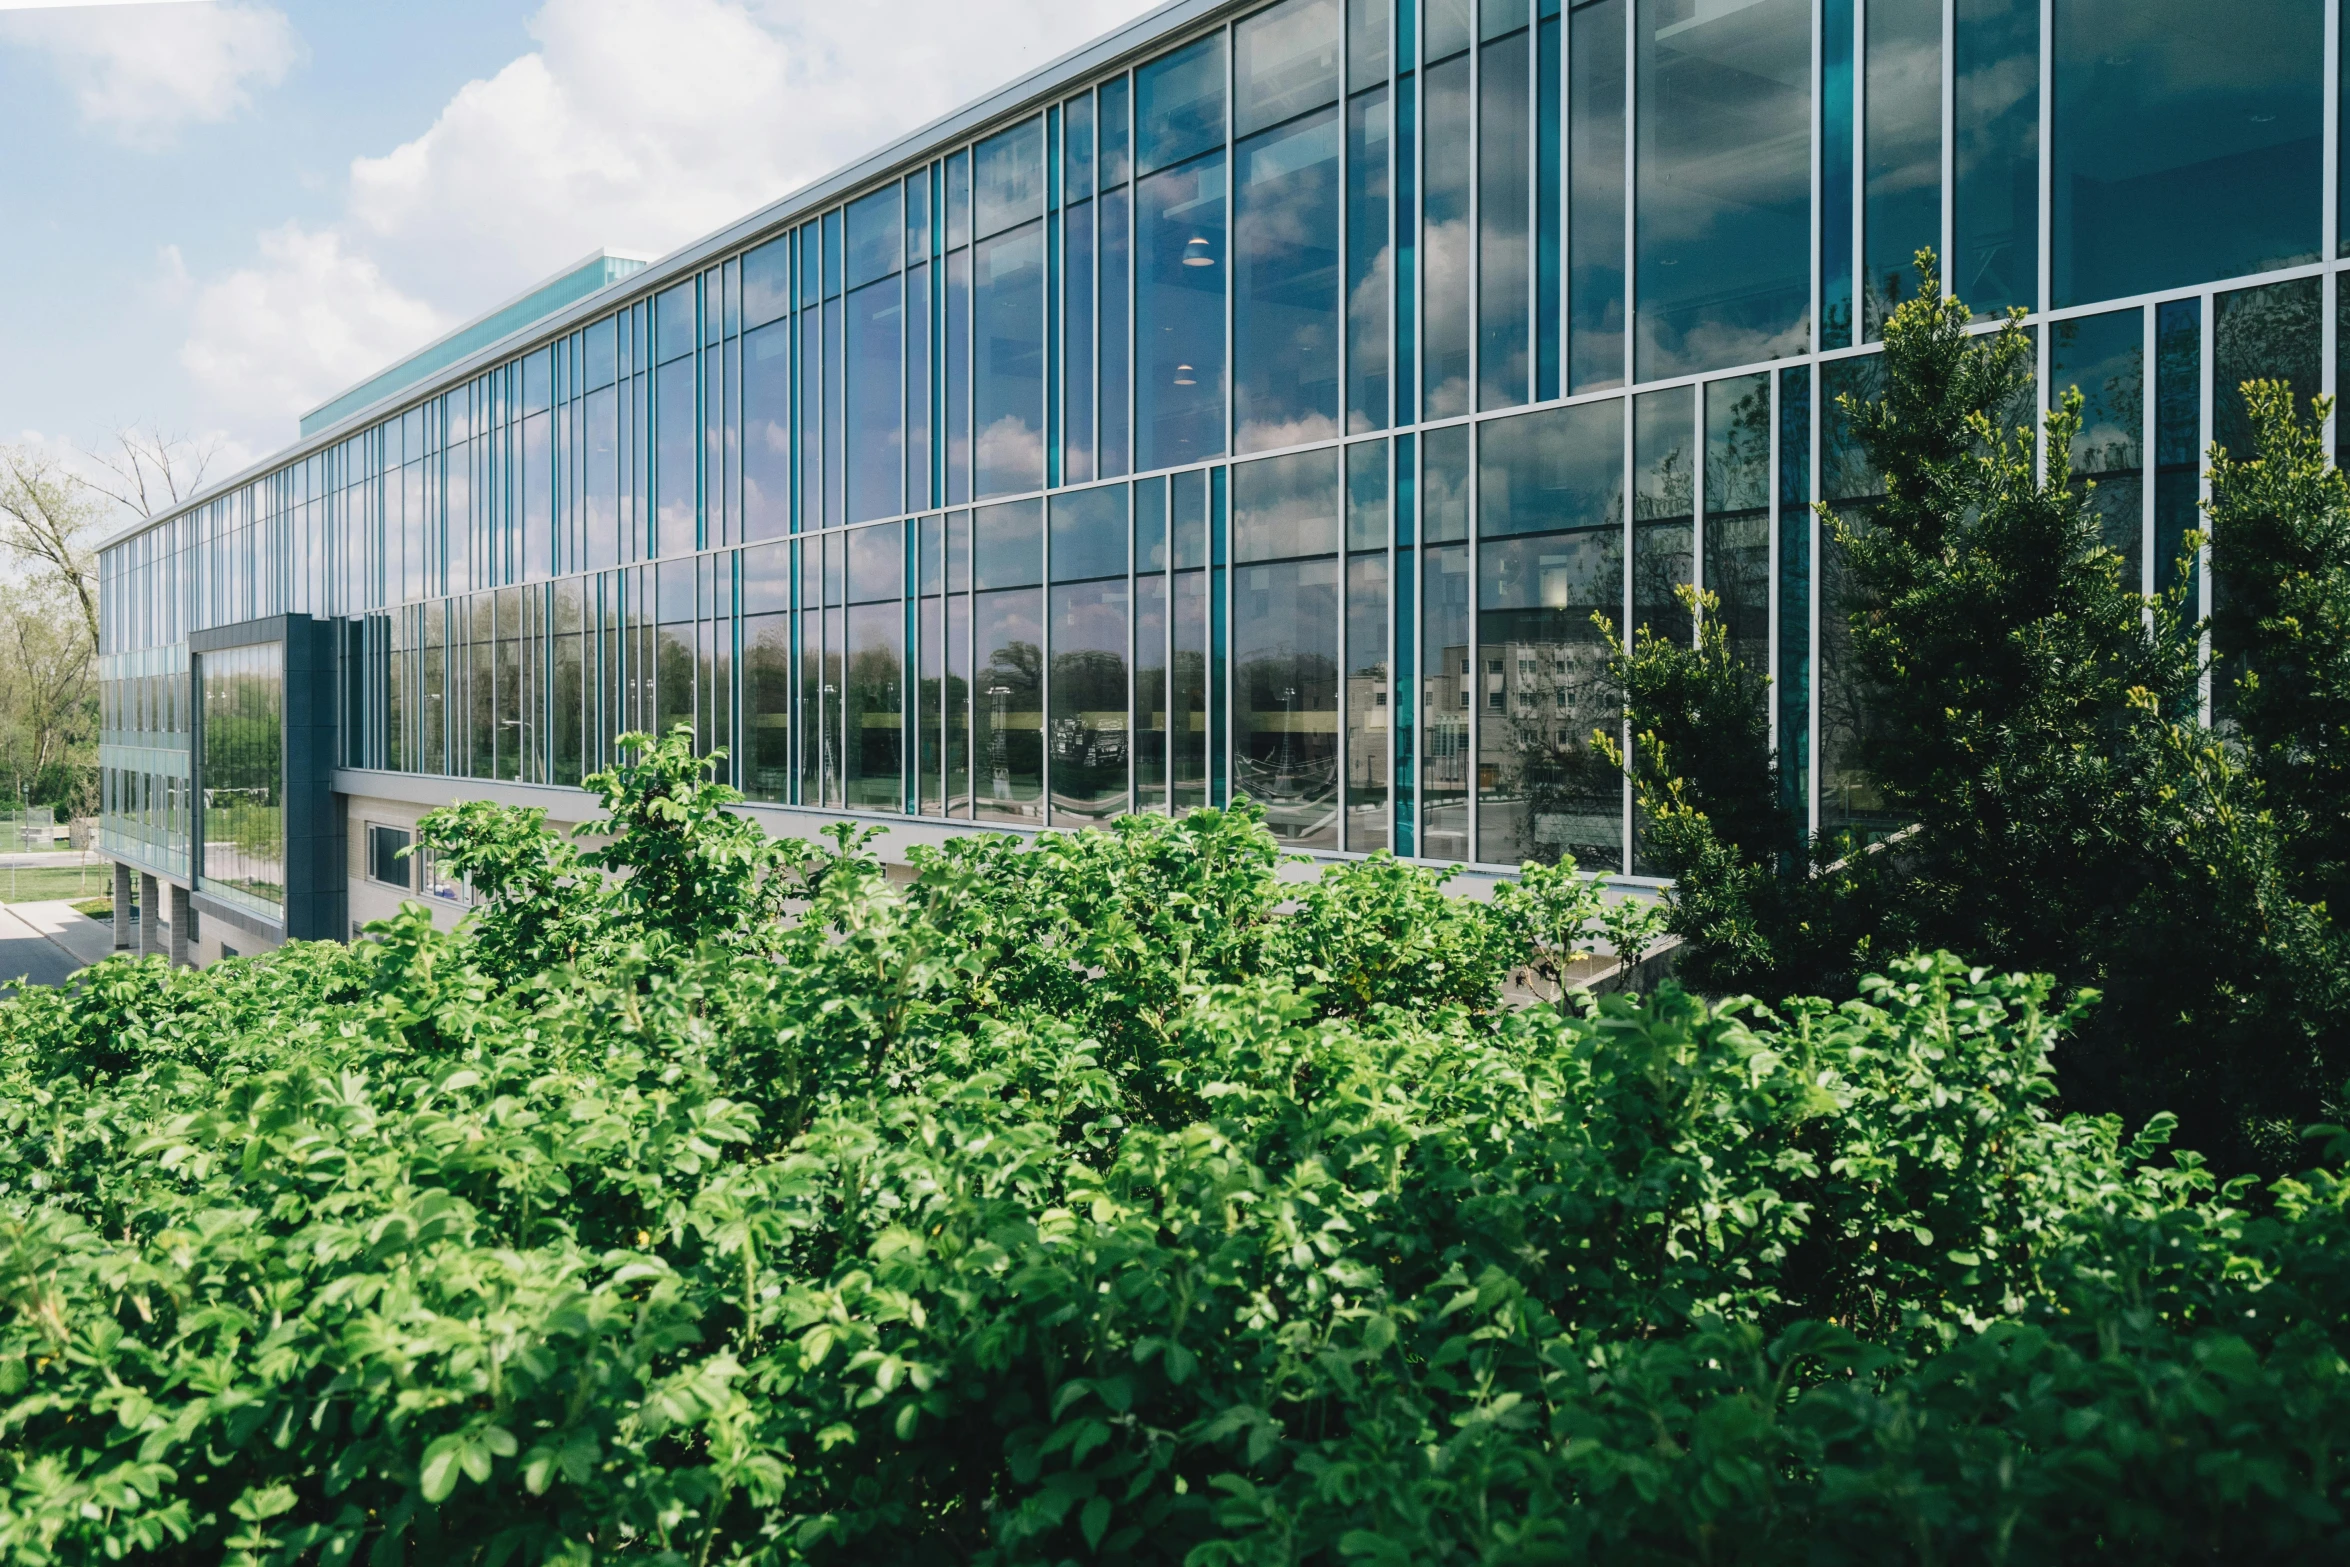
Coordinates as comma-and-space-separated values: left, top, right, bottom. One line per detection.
655, 284, 696, 363
367, 823, 414, 890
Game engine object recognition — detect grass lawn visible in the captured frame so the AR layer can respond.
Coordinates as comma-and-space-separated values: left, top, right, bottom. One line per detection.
69, 897, 117, 921
0, 865, 110, 905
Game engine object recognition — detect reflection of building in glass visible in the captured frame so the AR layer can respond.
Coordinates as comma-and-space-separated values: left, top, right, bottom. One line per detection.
96, 0, 2346, 962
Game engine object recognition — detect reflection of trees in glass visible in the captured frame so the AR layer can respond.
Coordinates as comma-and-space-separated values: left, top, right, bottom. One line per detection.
1706, 376, 1773, 674
978, 635, 1042, 817
200, 642, 284, 910
1050, 647, 1128, 816
1479, 524, 1624, 870
1237, 647, 1339, 845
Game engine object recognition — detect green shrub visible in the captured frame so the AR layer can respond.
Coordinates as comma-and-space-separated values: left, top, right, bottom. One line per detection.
2, 731, 2347, 1564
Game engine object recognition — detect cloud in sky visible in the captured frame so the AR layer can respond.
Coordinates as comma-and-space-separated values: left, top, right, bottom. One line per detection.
176, 0, 1160, 442
1, 0, 300, 148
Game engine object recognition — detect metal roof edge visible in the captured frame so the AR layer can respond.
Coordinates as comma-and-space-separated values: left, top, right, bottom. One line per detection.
295, 247, 655, 429
100, 0, 1232, 559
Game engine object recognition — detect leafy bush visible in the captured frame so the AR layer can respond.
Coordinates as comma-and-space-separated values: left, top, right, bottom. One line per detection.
3, 731, 2349, 1564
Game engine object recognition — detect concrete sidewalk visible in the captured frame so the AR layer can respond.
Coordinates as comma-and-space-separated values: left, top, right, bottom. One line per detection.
0, 900, 104, 989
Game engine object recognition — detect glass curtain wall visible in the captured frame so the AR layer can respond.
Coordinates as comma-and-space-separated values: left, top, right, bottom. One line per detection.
99, 0, 2350, 886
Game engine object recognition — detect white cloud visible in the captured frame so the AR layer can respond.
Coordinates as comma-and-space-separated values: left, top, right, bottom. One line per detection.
2, 1, 300, 146
180, 224, 448, 426
347, 0, 1161, 306
179, 0, 1160, 441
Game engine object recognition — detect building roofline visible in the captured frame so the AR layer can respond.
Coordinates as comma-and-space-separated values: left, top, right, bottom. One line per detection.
101, 0, 1229, 558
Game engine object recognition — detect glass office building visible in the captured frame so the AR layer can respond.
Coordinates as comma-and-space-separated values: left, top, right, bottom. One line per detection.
97, 0, 2349, 956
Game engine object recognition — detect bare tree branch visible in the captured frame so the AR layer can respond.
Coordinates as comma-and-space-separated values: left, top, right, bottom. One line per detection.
77, 425, 221, 520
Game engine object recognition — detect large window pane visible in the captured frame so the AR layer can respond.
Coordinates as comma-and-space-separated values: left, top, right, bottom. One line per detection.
1236, 553, 1339, 849
974, 222, 1046, 498
1346, 85, 1392, 431
1234, 447, 1342, 562
199, 641, 284, 915
1479, 23, 1531, 410
1421, 50, 1473, 417
845, 277, 904, 523
1420, 543, 1470, 861
1138, 34, 1227, 174
1235, 108, 1343, 452
1703, 372, 1771, 675
975, 116, 1045, 240
976, 586, 1044, 822
845, 600, 903, 812
1050, 577, 1130, 823
907, 262, 933, 509
1100, 187, 1132, 476
1138, 154, 1228, 471
1777, 363, 1811, 822
1954, 0, 2039, 317
1064, 204, 1095, 483
1570, 0, 1627, 391
1632, 386, 1694, 650
1346, 549, 1389, 852
845, 185, 903, 288
1863, 0, 1942, 337
1634, 0, 1810, 380
2053, 0, 2322, 306
2215, 276, 2321, 460
743, 542, 792, 803
2049, 308, 2145, 580
585, 382, 620, 567
1050, 483, 1129, 583
1237, 0, 1341, 136
1476, 402, 1623, 870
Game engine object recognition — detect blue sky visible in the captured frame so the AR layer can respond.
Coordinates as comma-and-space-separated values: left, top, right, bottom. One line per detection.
0, 0, 1156, 475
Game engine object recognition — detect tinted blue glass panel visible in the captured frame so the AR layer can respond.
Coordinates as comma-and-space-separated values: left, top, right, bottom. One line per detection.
654, 356, 697, 557
845, 186, 902, 289
1777, 363, 1810, 822
947, 249, 971, 504
845, 277, 903, 524
799, 224, 822, 307
584, 317, 617, 390
1137, 34, 1227, 175
1233, 447, 1341, 561
1100, 191, 1131, 475
974, 221, 1045, 498
2049, 308, 2144, 575
742, 322, 790, 543
1569, 0, 1626, 391
1536, 11, 1561, 399
823, 209, 842, 297
655, 285, 695, 363
907, 263, 933, 508
947, 151, 972, 248
1954, 0, 2038, 316
1347, 0, 1388, 81
1050, 483, 1129, 581
1066, 93, 1097, 200
906, 171, 932, 260
1479, 24, 1531, 410
1704, 371, 1771, 673
1635, 0, 1809, 380
1863, 0, 1942, 337
1137, 152, 1228, 471
2053, 0, 2322, 306
847, 519, 902, 603
1235, 0, 1341, 138
1101, 74, 1133, 186
1426, 0, 1472, 58
1050, 573, 1130, 823
1421, 51, 1471, 416
2215, 276, 2321, 460
1347, 86, 1391, 431
1478, 397, 1622, 537
2154, 298, 2200, 597
974, 496, 1044, 589
1064, 203, 1096, 483
1235, 107, 1342, 452
1234, 552, 1339, 847
975, 116, 1046, 239
1822, 0, 1854, 347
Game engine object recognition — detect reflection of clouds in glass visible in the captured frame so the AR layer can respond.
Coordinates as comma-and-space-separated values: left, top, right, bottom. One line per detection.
1955, 51, 2034, 178
1636, 313, 1810, 384
975, 414, 1041, 495
1236, 411, 1343, 454
1422, 214, 1473, 417
1869, 36, 1942, 197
